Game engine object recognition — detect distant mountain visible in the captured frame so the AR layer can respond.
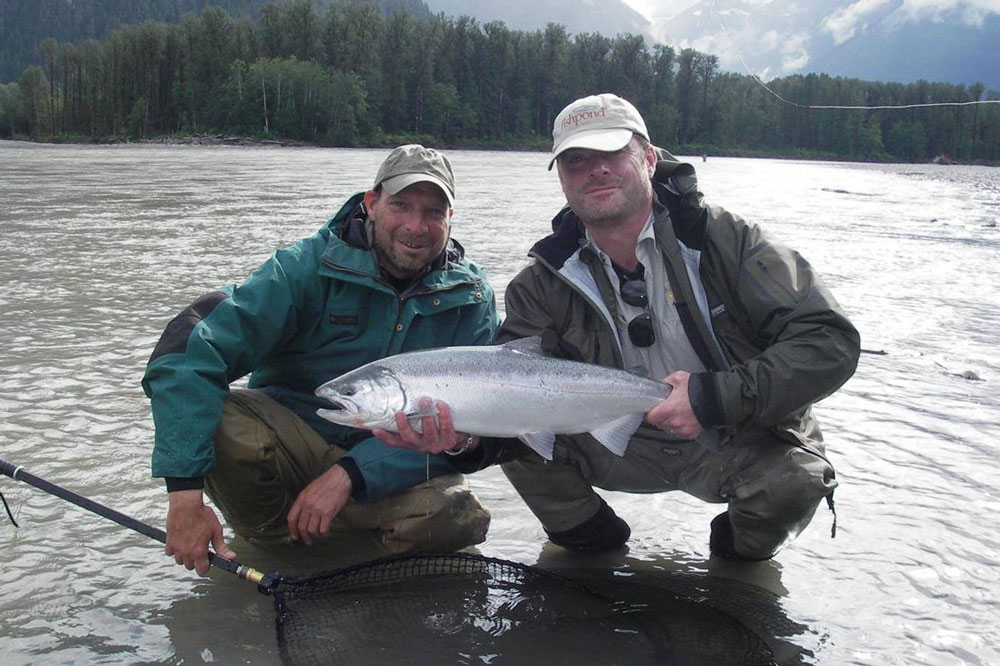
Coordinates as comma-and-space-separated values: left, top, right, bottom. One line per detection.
422, 0, 998, 92
423, 0, 654, 42
658, 0, 1000, 92
4, 0, 995, 93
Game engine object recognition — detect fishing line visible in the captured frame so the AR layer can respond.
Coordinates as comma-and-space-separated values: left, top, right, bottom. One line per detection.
0, 461, 21, 525
709, 0, 1000, 110
1, 489, 19, 527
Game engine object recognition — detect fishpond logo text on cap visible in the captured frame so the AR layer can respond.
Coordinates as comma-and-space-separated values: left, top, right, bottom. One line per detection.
548, 93, 651, 169
561, 105, 608, 129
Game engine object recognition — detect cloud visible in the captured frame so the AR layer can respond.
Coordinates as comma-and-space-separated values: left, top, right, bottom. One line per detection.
752, 28, 808, 72
681, 23, 808, 81
620, 0, 701, 21
897, 0, 1000, 26
759, 29, 779, 51
686, 34, 730, 58
780, 33, 811, 71
822, 0, 895, 44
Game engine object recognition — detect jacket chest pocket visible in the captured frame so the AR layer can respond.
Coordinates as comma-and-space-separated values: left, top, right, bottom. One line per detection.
708, 301, 763, 364
323, 306, 370, 344
552, 297, 618, 365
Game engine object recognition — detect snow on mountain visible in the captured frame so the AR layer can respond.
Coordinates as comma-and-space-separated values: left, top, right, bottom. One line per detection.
658, 0, 1000, 91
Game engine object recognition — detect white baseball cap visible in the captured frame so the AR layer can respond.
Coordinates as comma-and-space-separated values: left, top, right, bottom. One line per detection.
549, 93, 650, 170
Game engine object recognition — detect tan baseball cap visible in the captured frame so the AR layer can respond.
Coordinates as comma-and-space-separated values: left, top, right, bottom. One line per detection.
549, 93, 649, 170
374, 144, 455, 206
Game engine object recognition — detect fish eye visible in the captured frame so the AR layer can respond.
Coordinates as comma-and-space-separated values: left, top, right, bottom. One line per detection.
341, 385, 357, 397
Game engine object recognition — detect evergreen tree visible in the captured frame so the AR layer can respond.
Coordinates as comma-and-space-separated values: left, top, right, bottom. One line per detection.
0, 0, 996, 163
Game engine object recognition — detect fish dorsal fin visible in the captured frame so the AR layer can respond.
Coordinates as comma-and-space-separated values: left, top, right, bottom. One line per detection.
500, 336, 546, 356
589, 414, 643, 457
519, 432, 556, 460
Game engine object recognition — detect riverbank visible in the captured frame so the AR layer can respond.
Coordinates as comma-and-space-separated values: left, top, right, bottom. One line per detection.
3, 132, 996, 166
3, 131, 551, 153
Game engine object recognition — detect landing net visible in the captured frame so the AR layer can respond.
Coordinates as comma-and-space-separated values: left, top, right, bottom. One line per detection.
266, 552, 777, 666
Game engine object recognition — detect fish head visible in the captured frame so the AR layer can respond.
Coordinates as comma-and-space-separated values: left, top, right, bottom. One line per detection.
314, 365, 406, 431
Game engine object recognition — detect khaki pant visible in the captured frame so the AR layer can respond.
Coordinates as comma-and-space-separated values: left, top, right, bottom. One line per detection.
501, 424, 836, 560
203, 389, 490, 553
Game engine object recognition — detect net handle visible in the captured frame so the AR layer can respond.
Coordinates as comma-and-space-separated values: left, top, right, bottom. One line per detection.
0, 457, 267, 585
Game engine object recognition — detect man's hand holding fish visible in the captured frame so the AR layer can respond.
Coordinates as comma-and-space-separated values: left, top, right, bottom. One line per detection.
372, 397, 478, 456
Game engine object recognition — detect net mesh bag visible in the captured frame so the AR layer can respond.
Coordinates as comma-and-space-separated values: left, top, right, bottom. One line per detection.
267, 552, 778, 666
0, 462, 785, 665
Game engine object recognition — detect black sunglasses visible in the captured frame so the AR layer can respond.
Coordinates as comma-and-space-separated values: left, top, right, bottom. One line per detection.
619, 278, 655, 347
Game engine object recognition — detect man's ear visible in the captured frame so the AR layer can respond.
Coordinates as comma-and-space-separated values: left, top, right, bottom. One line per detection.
363, 189, 378, 211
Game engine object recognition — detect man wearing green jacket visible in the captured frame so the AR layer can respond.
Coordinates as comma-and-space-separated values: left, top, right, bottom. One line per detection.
143, 145, 498, 575
383, 95, 860, 562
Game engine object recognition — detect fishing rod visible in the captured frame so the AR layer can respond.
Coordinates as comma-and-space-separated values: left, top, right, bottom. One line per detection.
0, 457, 269, 587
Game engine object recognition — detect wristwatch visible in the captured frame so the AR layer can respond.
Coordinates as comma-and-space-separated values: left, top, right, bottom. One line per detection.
444, 433, 476, 456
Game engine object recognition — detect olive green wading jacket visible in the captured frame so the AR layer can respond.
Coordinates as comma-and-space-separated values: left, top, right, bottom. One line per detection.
453, 153, 860, 470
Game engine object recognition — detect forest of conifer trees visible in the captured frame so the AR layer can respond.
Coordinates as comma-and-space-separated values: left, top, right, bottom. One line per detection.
1, 0, 997, 163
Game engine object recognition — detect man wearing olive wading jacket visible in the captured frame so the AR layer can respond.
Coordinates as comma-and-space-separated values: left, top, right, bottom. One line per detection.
143, 145, 498, 575
379, 95, 860, 562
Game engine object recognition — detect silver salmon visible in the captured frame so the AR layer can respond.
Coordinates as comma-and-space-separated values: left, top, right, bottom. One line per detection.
314, 337, 671, 459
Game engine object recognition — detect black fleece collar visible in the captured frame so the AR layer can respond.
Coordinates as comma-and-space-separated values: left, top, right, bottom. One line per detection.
529, 181, 708, 270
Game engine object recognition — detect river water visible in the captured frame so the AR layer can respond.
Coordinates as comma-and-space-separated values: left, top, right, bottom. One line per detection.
0, 140, 998, 665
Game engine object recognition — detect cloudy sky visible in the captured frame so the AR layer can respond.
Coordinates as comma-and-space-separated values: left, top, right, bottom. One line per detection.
623, 0, 1000, 85
620, 0, 1000, 23
619, 0, 999, 79
619, 0, 700, 20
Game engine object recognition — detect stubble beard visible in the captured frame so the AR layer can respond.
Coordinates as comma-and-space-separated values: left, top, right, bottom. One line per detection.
372, 222, 442, 278
374, 232, 422, 278
571, 176, 653, 229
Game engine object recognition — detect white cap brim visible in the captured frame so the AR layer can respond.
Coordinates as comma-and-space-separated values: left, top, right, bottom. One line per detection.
548, 128, 635, 170
381, 173, 455, 206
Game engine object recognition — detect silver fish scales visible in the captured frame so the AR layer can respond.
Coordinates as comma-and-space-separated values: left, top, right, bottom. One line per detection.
315, 337, 671, 459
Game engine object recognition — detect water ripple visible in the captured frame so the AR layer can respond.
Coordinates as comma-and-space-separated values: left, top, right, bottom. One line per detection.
2, 142, 998, 666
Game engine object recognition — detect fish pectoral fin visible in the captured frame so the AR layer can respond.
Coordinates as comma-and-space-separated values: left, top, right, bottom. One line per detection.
518, 432, 556, 460
404, 403, 440, 420
588, 414, 644, 457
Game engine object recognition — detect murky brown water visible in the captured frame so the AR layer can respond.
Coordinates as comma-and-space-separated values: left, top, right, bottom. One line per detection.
1, 141, 998, 665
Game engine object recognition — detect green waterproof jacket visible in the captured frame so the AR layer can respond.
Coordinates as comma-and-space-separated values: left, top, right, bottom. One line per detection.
143, 193, 498, 502
452, 154, 859, 471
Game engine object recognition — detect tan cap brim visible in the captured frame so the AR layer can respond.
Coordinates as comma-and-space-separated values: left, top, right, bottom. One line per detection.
381, 173, 455, 206
548, 128, 635, 170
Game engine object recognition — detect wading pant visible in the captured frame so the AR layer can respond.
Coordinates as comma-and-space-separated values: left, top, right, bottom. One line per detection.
501, 424, 836, 560
203, 389, 490, 553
